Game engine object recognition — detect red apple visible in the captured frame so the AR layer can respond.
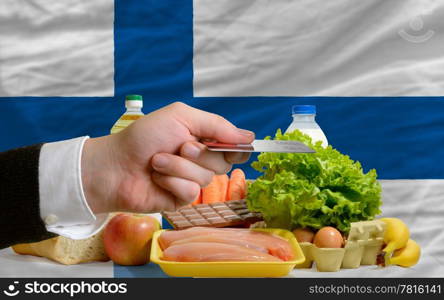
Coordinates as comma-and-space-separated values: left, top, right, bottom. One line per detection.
103, 213, 160, 265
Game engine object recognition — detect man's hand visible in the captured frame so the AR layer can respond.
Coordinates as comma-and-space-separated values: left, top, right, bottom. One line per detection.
81, 102, 254, 213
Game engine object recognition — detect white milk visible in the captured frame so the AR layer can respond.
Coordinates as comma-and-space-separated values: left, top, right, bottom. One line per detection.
285, 105, 328, 147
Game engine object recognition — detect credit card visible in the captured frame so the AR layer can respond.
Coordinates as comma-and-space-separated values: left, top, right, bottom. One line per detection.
203, 140, 315, 153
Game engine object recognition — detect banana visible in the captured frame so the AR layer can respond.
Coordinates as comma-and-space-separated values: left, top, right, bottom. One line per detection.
389, 239, 421, 267
379, 218, 410, 265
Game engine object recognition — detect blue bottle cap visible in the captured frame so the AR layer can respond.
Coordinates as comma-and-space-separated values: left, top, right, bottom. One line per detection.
292, 105, 316, 114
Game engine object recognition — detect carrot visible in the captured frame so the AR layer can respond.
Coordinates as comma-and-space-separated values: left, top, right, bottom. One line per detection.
202, 174, 229, 204
191, 190, 202, 206
227, 168, 246, 201
218, 174, 229, 202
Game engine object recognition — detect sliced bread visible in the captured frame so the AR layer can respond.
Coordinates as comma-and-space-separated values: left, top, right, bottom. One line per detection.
12, 230, 109, 265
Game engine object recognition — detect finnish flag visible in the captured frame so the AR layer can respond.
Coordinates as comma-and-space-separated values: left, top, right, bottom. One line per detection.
0, 0, 443, 277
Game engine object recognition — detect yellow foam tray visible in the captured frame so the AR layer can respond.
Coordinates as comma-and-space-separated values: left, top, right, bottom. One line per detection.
150, 228, 305, 278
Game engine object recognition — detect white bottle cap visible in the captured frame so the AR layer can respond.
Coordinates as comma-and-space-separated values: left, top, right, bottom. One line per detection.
125, 95, 143, 108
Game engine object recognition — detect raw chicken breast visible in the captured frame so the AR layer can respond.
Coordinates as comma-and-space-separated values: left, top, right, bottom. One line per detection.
170, 235, 268, 253
162, 242, 282, 262
158, 227, 248, 249
159, 227, 294, 261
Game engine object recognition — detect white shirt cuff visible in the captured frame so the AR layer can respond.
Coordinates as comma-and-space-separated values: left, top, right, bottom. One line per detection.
39, 136, 108, 239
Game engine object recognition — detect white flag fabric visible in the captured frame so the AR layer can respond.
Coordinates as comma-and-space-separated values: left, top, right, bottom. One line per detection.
194, 0, 444, 97
0, 0, 114, 97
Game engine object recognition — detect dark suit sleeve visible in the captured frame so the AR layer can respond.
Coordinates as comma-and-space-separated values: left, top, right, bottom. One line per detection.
0, 144, 56, 249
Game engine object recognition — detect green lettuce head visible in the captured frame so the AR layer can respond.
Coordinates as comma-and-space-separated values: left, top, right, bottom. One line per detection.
246, 129, 382, 233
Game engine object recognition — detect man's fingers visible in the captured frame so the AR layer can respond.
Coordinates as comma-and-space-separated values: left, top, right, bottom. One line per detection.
151, 172, 201, 208
224, 152, 251, 164
169, 102, 255, 144
180, 142, 232, 175
152, 153, 215, 187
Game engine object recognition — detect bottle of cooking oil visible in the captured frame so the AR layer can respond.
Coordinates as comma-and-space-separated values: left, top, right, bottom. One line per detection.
109, 94, 162, 225
110, 95, 144, 134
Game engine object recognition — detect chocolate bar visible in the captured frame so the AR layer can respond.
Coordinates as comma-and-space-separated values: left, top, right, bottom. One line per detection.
162, 199, 263, 229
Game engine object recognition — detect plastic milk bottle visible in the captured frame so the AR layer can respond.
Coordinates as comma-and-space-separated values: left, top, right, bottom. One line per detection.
285, 105, 328, 147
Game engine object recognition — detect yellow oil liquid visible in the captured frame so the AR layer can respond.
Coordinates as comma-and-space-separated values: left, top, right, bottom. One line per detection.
110, 114, 144, 134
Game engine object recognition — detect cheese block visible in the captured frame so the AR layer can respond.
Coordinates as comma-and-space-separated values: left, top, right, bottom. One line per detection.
11, 231, 109, 265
